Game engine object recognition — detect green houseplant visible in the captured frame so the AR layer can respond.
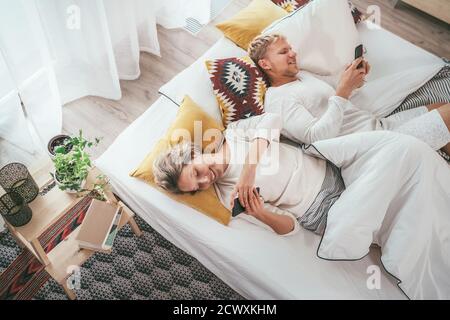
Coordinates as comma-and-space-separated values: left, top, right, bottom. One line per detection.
51, 130, 108, 200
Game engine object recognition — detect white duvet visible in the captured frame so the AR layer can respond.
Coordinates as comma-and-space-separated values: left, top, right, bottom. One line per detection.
304, 131, 450, 299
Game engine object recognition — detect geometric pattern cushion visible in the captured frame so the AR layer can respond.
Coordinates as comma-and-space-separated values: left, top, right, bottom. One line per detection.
271, 0, 365, 24
205, 56, 269, 127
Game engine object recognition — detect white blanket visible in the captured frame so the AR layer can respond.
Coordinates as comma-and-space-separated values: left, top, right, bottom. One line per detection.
304, 131, 450, 299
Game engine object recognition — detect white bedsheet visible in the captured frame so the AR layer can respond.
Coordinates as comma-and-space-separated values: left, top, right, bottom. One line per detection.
95, 96, 405, 299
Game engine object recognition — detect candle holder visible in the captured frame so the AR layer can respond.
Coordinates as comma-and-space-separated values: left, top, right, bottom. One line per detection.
0, 191, 32, 227
0, 162, 39, 203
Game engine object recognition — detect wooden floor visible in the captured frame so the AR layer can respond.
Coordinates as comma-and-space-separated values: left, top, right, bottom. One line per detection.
2, 0, 450, 167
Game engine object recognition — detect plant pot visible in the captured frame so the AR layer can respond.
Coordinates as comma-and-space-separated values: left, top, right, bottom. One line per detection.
53, 171, 87, 194
47, 134, 73, 158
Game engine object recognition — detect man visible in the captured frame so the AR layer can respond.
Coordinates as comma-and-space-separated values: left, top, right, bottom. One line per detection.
247, 34, 450, 155
153, 112, 447, 237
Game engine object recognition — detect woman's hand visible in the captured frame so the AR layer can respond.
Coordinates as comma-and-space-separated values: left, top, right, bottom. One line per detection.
230, 165, 256, 209
336, 57, 367, 99
244, 188, 296, 235
230, 137, 269, 210
244, 188, 266, 220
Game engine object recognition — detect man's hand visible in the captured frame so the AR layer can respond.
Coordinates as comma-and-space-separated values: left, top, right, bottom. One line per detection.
230, 165, 256, 210
361, 60, 371, 76
336, 57, 367, 99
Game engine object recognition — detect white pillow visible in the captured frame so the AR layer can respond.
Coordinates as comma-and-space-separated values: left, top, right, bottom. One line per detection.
263, 0, 360, 76
158, 37, 247, 123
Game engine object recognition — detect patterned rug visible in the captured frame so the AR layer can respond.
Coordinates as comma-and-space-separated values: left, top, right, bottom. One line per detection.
0, 194, 93, 300
0, 245, 50, 300
183, 0, 233, 35
0, 206, 244, 300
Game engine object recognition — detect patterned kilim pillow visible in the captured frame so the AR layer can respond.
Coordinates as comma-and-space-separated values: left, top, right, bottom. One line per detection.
205, 56, 269, 127
271, 0, 365, 24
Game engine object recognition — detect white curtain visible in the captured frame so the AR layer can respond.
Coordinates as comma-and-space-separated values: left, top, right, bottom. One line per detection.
0, 0, 211, 156
0, 52, 39, 154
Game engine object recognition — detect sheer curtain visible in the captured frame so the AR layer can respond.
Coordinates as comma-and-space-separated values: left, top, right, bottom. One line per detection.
0, 0, 211, 156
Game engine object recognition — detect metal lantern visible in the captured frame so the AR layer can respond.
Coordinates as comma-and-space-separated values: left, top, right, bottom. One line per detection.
0, 191, 32, 227
0, 162, 39, 203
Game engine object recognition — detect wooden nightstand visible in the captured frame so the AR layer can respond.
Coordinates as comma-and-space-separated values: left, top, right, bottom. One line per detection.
4, 162, 142, 300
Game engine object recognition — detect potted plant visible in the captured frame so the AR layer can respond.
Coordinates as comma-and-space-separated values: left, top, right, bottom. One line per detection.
47, 134, 73, 158
51, 130, 107, 199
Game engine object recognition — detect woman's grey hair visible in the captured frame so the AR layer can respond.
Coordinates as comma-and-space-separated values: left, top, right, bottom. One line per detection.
247, 34, 286, 66
153, 141, 201, 194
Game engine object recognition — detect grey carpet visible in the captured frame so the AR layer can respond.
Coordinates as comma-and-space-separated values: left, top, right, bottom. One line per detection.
0, 215, 245, 300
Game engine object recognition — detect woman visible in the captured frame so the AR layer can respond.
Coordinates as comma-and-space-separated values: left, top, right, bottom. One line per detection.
153, 112, 447, 237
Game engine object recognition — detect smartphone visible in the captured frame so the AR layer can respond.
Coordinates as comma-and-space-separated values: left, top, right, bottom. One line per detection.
355, 44, 364, 69
232, 187, 260, 217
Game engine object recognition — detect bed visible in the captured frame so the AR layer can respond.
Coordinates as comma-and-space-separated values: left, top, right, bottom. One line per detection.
95, 20, 448, 299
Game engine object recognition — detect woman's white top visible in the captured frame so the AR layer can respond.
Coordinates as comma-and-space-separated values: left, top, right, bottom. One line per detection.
214, 113, 327, 236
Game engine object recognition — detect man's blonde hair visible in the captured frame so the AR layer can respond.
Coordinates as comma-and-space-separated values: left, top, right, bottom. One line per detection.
247, 34, 286, 66
153, 141, 200, 194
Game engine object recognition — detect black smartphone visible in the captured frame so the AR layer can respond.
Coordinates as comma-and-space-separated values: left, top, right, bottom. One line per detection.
355, 44, 364, 69
232, 187, 260, 217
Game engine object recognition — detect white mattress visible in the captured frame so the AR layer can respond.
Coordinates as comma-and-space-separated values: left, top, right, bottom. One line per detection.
95, 96, 405, 299
95, 22, 445, 299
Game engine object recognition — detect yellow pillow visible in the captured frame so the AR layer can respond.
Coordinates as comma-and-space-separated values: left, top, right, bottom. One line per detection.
215, 0, 287, 50
130, 95, 231, 225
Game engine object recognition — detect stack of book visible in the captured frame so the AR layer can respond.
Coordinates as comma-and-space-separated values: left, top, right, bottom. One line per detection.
76, 199, 122, 252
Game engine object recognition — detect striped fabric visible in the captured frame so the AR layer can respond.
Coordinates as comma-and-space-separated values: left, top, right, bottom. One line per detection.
389, 63, 450, 162
298, 161, 345, 235
389, 64, 450, 116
